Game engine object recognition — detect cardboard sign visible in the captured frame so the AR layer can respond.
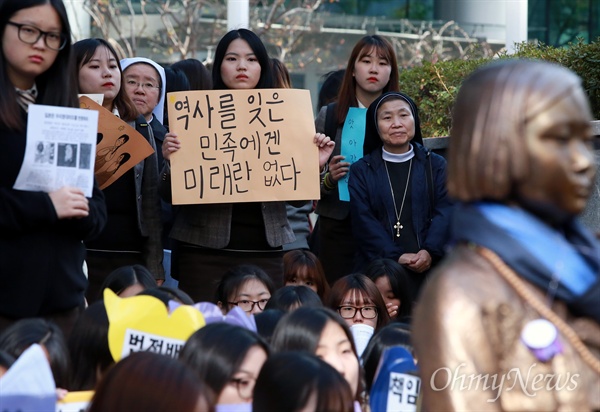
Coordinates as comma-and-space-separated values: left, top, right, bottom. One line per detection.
104, 289, 206, 361
167, 89, 319, 205
79, 96, 155, 189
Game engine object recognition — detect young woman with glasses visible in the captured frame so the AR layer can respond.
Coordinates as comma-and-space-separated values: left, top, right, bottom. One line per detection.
0, 0, 106, 338
327, 273, 390, 331
215, 264, 275, 316
180, 323, 269, 409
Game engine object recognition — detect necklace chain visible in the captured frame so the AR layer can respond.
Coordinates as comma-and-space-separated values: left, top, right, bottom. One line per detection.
384, 159, 412, 238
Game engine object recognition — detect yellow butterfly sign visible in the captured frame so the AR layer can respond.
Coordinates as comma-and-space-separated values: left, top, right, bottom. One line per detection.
104, 289, 206, 361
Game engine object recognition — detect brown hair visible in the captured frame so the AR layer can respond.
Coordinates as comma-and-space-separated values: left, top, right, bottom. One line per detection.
326, 274, 390, 331
448, 59, 587, 201
335, 35, 399, 124
283, 250, 330, 301
88, 351, 213, 412
270, 58, 292, 88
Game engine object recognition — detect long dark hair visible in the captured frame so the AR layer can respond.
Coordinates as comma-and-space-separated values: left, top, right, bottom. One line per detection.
98, 264, 156, 300
253, 352, 354, 412
179, 323, 269, 398
212, 29, 273, 90
89, 351, 213, 412
335, 35, 399, 125
0, 318, 71, 388
67, 301, 113, 390
0, 0, 78, 131
364, 258, 414, 320
73, 38, 138, 122
360, 322, 413, 391
171, 58, 212, 90
270, 307, 365, 400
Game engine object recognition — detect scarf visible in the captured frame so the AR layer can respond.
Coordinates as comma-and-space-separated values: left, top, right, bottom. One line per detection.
452, 202, 600, 322
15, 84, 38, 112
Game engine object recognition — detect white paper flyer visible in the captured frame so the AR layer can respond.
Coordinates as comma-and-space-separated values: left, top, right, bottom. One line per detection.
13, 104, 99, 197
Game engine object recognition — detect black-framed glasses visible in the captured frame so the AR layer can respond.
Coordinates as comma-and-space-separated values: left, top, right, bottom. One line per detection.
124, 79, 160, 91
7, 22, 66, 51
230, 377, 256, 401
228, 299, 269, 312
338, 305, 378, 319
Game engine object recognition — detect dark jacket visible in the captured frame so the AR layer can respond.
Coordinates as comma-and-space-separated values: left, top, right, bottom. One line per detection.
159, 162, 295, 249
0, 120, 107, 318
348, 143, 452, 271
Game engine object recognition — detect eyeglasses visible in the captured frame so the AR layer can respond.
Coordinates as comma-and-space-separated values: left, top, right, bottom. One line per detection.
338, 305, 378, 319
228, 299, 269, 312
7, 22, 66, 51
125, 79, 160, 91
230, 377, 256, 401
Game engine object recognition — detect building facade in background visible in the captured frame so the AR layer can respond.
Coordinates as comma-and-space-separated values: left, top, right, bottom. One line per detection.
64, 0, 598, 110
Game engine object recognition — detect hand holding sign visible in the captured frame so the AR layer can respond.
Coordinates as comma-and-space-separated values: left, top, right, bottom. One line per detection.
166, 89, 321, 204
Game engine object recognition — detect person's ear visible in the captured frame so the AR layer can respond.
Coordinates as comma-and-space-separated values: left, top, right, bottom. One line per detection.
217, 301, 227, 315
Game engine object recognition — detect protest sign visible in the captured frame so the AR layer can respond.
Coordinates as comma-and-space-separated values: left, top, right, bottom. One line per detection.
79, 96, 154, 189
167, 89, 319, 204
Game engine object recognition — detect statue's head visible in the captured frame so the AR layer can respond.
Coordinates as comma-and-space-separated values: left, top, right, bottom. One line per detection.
448, 59, 596, 223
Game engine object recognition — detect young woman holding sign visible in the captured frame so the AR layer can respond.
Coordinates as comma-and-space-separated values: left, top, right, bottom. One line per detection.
73, 38, 163, 300
161, 29, 333, 302
0, 0, 106, 338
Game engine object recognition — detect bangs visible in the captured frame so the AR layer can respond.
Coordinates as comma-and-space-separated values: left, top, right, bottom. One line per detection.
343, 289, 373, 306
359, 44, 392, 63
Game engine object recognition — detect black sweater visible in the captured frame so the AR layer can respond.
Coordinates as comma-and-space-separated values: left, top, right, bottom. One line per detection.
0, 119, 107, 318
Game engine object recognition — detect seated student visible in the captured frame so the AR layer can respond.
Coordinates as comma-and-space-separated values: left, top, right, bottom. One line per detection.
364, 258, 414, 322
327, 274, 390, 332
254, 309, 285, 345
139, 286, 194, 307
253, 351, 354, 412
264, 285, 323, 312
270, 307, 365, 410
283, 249, 330, 301
67, 301, 112, 391
180, 323, 269, 409
98, 264, 157, 299
0, 318, 70, 390
360, 322, 413, 392
215, 264, 275, 316
88, 351, 212, 412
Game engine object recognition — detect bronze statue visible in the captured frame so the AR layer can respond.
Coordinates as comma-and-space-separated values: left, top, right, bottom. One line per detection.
413, 59, 600, 410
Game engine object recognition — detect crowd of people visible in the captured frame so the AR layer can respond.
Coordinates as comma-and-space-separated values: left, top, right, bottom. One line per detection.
1, 0, 599, 411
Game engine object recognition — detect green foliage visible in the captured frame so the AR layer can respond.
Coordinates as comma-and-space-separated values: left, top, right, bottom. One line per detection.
399, 39, 600, 137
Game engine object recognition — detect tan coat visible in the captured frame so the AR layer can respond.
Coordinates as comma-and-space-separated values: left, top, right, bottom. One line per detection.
413, 244, 600, 411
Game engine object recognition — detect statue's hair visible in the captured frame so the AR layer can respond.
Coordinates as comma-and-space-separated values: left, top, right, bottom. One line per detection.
448, 59, 590, 201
